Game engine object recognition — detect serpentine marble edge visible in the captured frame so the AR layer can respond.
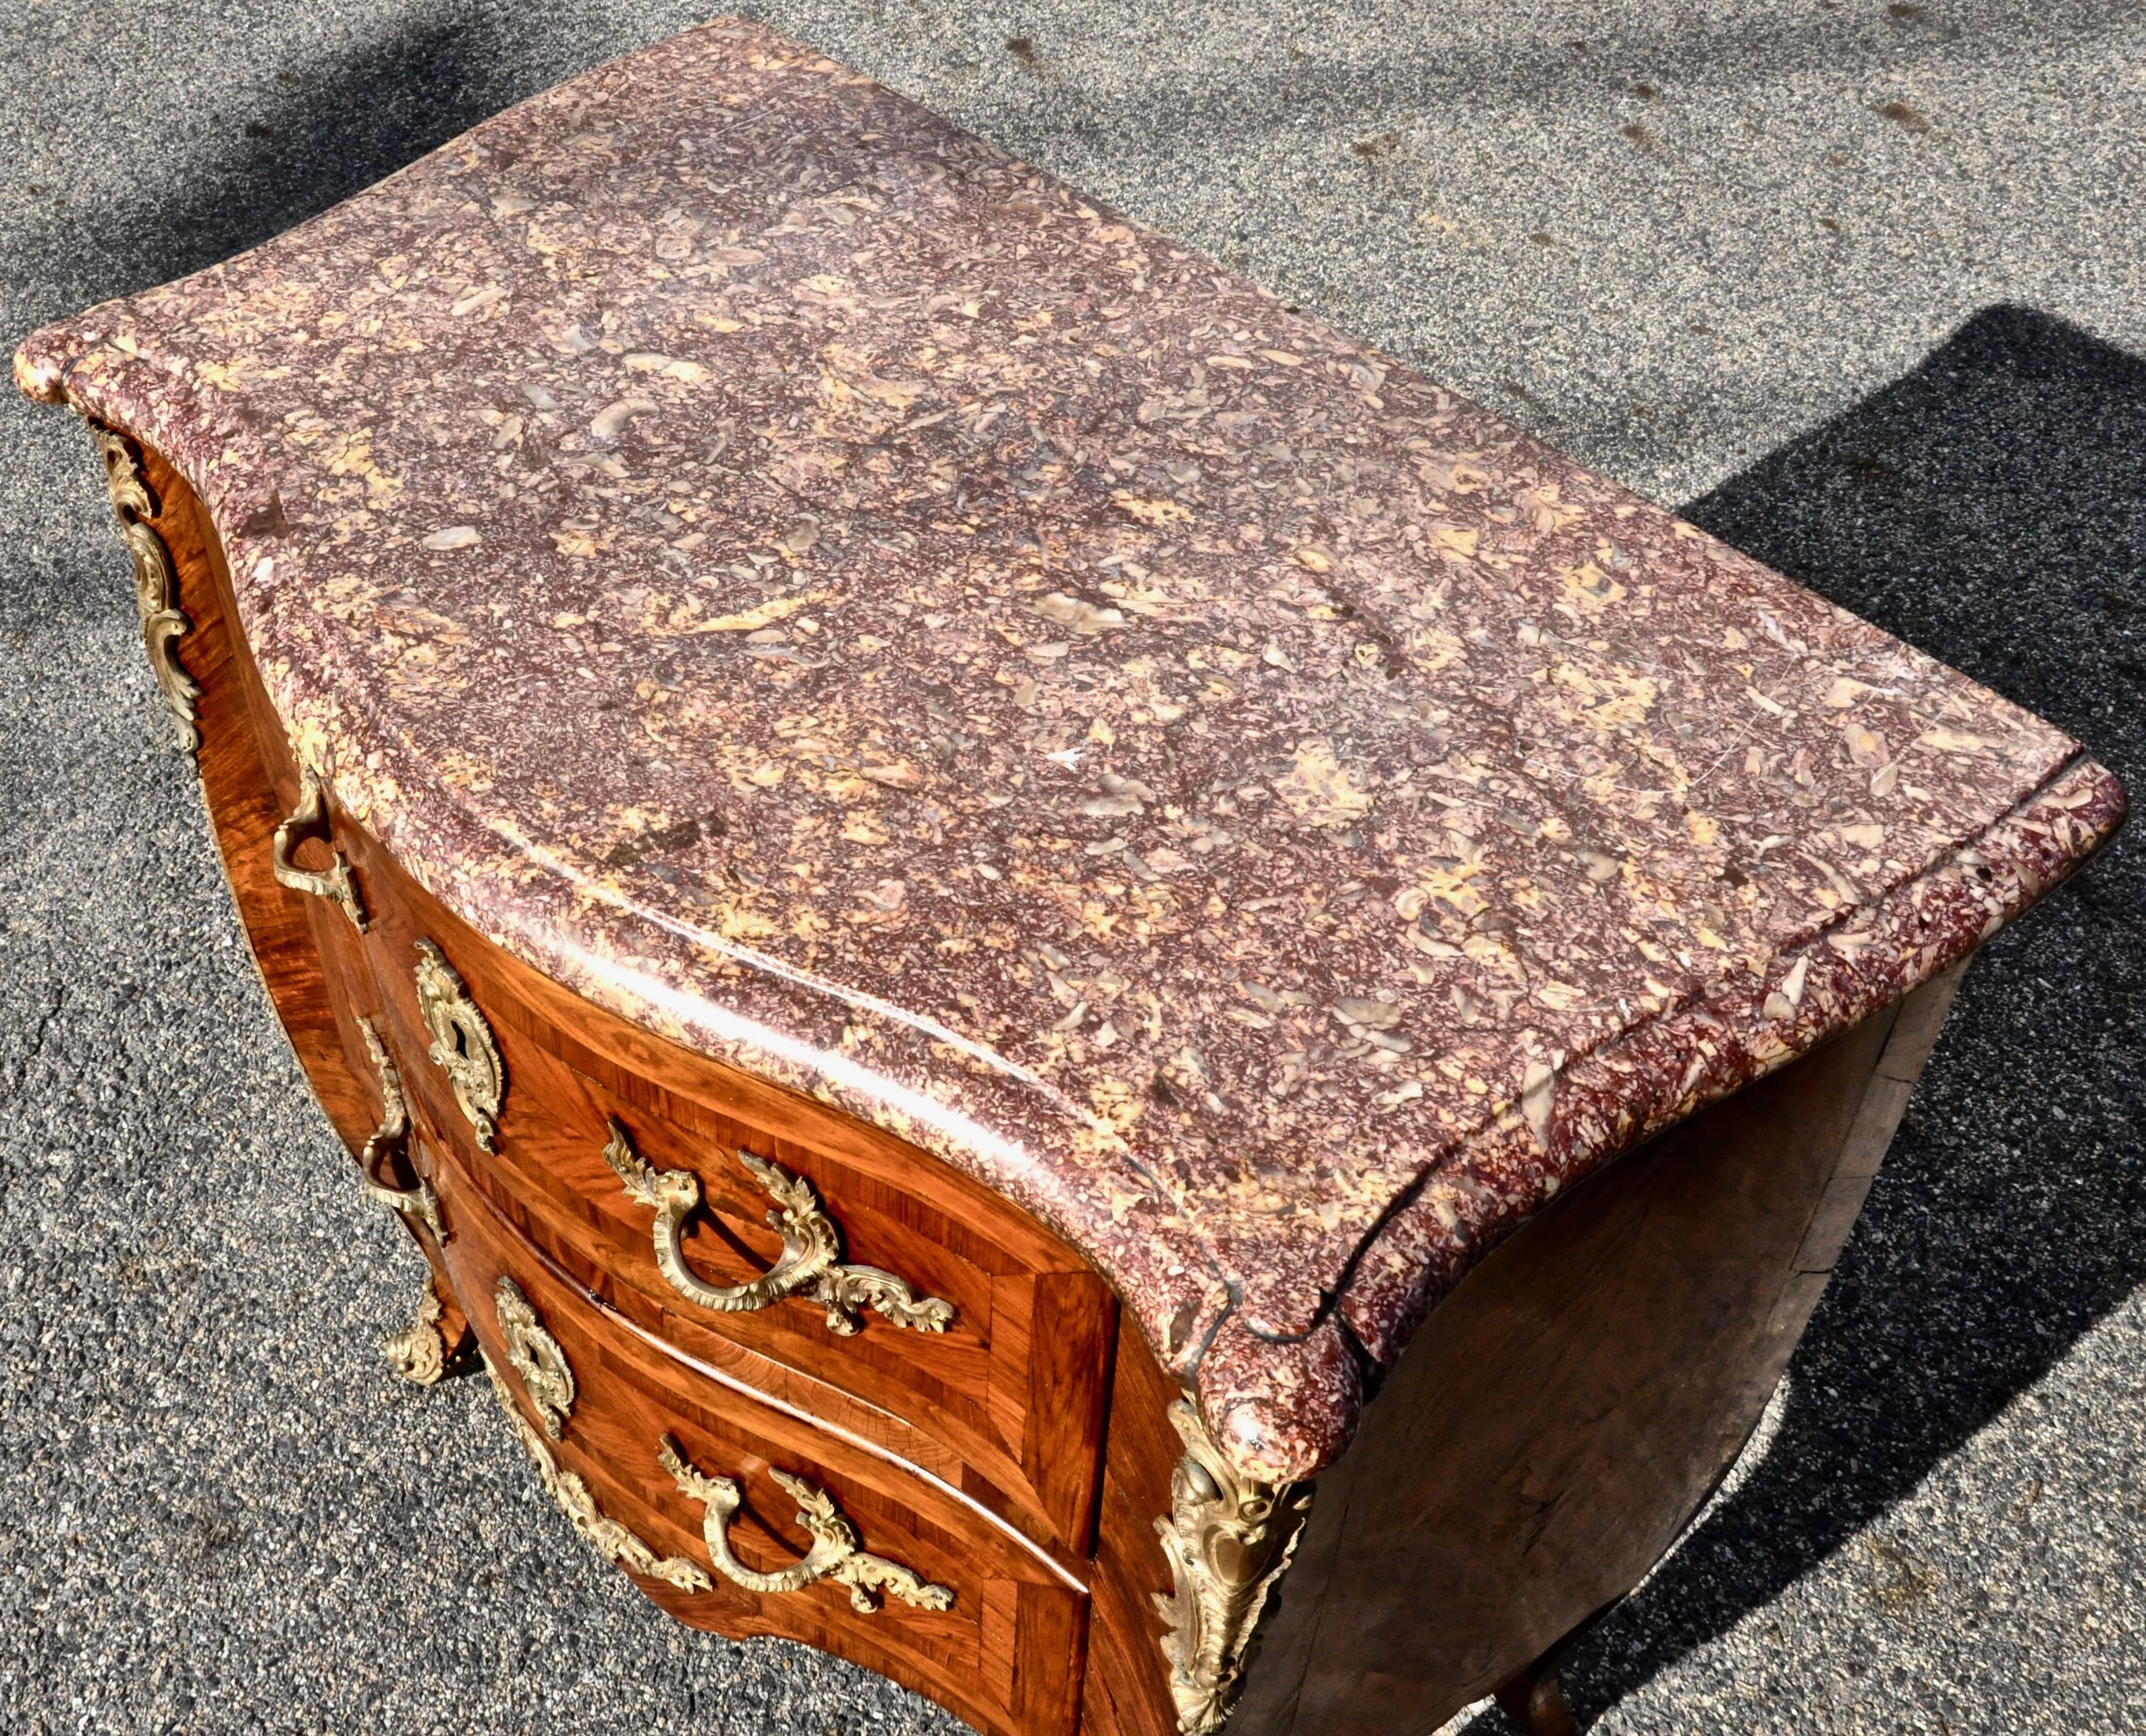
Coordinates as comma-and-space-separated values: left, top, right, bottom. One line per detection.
15, 20, 2122, 1484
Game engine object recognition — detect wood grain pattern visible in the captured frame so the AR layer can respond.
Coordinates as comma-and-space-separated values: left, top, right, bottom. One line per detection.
138, 433, 1117, 1736
117, 438, 1972, 1736
154, 449, 474, 1357
157, 452, 369, 1152
1231, 970, 1962, 1734
28, 24, 2116, 1492
1079, 1322, 1184, 1736
438, 1150, 1086, 1736
343, 822, 1114, 1563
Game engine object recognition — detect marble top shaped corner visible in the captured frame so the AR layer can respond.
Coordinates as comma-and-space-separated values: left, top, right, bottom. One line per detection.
16, 20, 2123, 1483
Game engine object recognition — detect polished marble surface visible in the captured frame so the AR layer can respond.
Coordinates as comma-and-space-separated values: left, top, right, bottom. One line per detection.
14, 19, 2122, 1482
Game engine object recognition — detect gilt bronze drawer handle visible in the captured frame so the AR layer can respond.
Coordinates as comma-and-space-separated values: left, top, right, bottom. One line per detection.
355, 1017, 445, 1241
271, 766, 368, 932
414, 939, 505, 1152
600, 1118, 955, 1337
483, 1359, 712, 1594
88, 422, 200, 755
659, 1435, 954, 1615
493, 1277, 576, 1442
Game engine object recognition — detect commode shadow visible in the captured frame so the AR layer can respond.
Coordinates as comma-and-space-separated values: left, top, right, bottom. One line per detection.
1485, 304, 2145, 1729
20, 53, 2145, 1727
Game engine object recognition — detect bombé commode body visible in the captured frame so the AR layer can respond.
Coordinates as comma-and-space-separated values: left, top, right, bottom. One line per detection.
16, 21, 2122, 1735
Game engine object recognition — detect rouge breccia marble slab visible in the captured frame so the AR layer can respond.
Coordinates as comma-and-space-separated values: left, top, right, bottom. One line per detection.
16, 19, 2123, 1484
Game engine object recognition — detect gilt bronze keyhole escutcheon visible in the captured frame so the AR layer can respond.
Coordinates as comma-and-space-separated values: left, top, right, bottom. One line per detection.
413, 939, 505, 1152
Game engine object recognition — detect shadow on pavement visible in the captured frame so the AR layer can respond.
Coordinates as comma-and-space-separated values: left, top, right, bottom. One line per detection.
1481, 305, 2146, 1729
16, 16, 559, 315
14, 49, 2146, 1725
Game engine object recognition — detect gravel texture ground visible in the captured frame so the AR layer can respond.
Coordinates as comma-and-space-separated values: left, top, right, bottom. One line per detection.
1, 3, 2141, 1733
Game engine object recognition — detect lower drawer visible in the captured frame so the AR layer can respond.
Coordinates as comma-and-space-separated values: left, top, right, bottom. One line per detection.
435, 1138, 1089, 1736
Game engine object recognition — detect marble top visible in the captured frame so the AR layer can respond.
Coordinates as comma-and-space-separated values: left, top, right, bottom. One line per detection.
17, 20, 2122, 1484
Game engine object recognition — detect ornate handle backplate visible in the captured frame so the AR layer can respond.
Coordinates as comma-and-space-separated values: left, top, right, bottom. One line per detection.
600, 1118, 954, 1337
478, 1284, 946, 1614
493, 1277, 576, 1442
355, 1016, 445, 1241
414, 939, 505, 1152
483, 1357, 711, 1594
659, 1435, 953, 1615
273, 766, 368, 931
89, 422, 199, 754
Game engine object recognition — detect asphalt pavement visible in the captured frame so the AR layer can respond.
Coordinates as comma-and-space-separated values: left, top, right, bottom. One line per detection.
1, 3, 2141, 1732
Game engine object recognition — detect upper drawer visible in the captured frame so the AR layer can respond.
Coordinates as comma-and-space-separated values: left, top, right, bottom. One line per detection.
437, 1154, 1087, 1736
337, 818, 1115, 1565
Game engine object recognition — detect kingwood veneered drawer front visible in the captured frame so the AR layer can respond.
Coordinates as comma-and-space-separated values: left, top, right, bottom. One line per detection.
437, 1162, 1089, 1736
339, 819, 1115, 1565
